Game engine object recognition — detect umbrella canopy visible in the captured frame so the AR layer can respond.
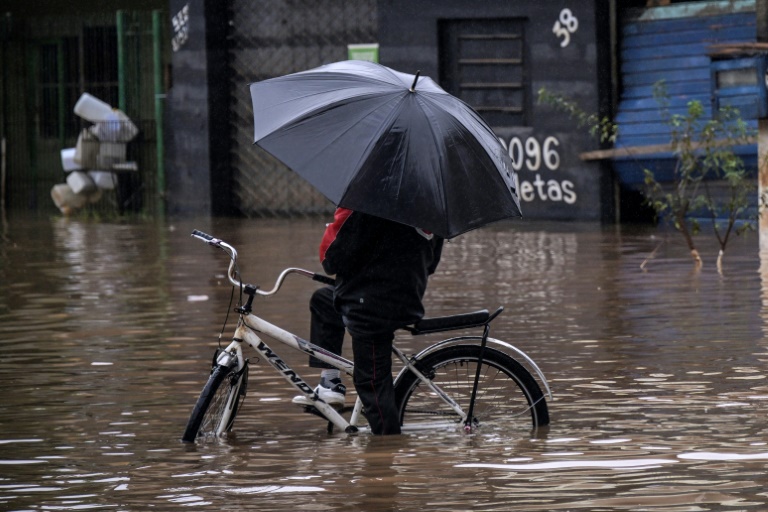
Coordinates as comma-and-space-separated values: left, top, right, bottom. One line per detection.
249, 60, 521, 239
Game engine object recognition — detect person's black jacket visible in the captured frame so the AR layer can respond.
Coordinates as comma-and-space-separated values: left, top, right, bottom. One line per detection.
320, 208, 443, 337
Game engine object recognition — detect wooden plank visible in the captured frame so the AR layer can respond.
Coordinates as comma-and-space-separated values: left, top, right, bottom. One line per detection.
709, 42, 768, 56
618, 95, 712, 111
619, 39, 744, 63
621, 55, 710, 74
717, 85, 763, 97
622, 67, 711, 86
622, 11, 754, 37
615, 107, 709, 123
620, 81, 712, 99
622, 23, 754, 48
580, 138, 757, 161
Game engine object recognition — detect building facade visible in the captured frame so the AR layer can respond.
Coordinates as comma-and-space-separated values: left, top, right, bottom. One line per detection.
3, 0, 767, 225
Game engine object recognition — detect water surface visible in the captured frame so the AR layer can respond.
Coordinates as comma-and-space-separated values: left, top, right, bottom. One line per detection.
1, 216, 767, 511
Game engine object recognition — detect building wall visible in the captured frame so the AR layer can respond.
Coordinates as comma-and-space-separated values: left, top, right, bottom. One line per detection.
166, 0, 378, 218
165, 0, 220, 216
378, 0, 613, 221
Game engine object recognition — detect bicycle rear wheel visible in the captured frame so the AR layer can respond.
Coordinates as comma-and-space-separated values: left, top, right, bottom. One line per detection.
182, 360, 248, 442
394, 344, 549, 432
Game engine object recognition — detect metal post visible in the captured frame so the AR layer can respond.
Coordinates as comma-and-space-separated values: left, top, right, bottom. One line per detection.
152, 10, 165, 217
116, 10, 126, 111
57, 41, 65, 148
26, 46, 38, 209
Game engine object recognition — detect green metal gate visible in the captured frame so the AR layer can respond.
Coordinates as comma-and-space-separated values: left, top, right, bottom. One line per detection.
228, 0, 377, 217
0, 9, 166, 218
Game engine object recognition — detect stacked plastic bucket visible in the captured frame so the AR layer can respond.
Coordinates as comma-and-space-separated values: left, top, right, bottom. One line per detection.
51, 93, 139, 215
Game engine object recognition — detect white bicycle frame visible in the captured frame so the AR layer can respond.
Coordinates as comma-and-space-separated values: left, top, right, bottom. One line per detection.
215, 304, 476, 435
193, 230, 551, 436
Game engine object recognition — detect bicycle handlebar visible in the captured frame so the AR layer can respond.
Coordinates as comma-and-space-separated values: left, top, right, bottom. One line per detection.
191, 229, 335, 295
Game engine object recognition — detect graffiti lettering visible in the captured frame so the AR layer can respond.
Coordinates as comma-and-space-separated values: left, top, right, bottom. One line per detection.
501, 135, 577, 205
553, 8, 579, 48
519, 176, 577, 204
171, 4, 190, 52
257, 340, 313, 393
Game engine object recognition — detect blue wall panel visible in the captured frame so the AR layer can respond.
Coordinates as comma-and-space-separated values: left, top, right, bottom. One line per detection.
614, 6, 757, 185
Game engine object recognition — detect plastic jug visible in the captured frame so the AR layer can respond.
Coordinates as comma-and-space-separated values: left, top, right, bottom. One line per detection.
74, 93, 114, 123
60, 148, 81, 171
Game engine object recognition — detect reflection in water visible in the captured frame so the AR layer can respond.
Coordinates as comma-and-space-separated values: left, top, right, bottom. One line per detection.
1, 216, 768, 510
760, 249, 768, 340
458, 458, 678, 469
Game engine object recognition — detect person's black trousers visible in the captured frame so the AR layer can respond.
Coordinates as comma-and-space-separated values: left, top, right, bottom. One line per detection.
351, 331, 401, 435
308, 286, 401, 435
308, 287, 345, 369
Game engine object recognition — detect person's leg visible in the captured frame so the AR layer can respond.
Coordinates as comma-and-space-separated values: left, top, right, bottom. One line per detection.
352, 332, 401, 435
308, 286, 346, 368
293, 286, 347, 407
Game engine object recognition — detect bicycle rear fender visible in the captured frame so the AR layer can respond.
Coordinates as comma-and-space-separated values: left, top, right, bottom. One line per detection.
396, 336, 553, 400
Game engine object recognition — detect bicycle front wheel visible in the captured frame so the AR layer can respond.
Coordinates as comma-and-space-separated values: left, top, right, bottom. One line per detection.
182, 361, 248, 442
394, 344, 549, 432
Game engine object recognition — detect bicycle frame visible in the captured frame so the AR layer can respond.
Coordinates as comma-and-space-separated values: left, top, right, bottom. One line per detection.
191, 229, 551, 436
220, 298, 485, 434
221, 313, 361, 433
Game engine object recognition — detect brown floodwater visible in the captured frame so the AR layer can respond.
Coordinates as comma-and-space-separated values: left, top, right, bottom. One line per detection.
1, 214, 767, 511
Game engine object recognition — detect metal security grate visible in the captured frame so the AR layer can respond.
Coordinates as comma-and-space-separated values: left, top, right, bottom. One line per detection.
228, 0, 377, 217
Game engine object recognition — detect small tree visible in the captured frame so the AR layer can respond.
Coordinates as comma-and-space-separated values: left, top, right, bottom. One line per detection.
643, 82, 755, 270
538, 84, 756, 270
537, 88, 617, 145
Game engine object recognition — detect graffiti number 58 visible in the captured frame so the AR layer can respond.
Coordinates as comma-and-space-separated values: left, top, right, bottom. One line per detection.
553, 8, 579, 48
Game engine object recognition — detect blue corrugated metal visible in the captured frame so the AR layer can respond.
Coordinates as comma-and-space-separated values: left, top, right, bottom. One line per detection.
614, 2, 758, 185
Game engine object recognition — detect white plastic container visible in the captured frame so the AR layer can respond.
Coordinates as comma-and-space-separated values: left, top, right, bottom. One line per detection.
74, 129, 99, 168
74, 93, 114, 123
51, 183, 87, 215
60, 148, 81, 172
66, 171, 96, 195
88, 170, 118, 190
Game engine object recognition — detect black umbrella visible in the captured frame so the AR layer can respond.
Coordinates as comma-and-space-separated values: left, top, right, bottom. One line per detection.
249, 60, 521, 239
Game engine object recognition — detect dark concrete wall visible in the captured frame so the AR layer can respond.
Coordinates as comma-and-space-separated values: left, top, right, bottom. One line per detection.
165, 0, 231, 216
165, 0, 210, 215
377, 0, 613, 221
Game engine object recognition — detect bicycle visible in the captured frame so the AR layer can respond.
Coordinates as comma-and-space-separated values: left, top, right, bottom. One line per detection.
182, 230, 551, 442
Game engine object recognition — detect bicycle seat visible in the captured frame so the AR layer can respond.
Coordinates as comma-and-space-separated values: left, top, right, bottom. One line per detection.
405, 309, 491, 335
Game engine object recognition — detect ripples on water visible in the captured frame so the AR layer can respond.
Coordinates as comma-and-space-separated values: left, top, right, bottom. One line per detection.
1, 216, 767, 511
